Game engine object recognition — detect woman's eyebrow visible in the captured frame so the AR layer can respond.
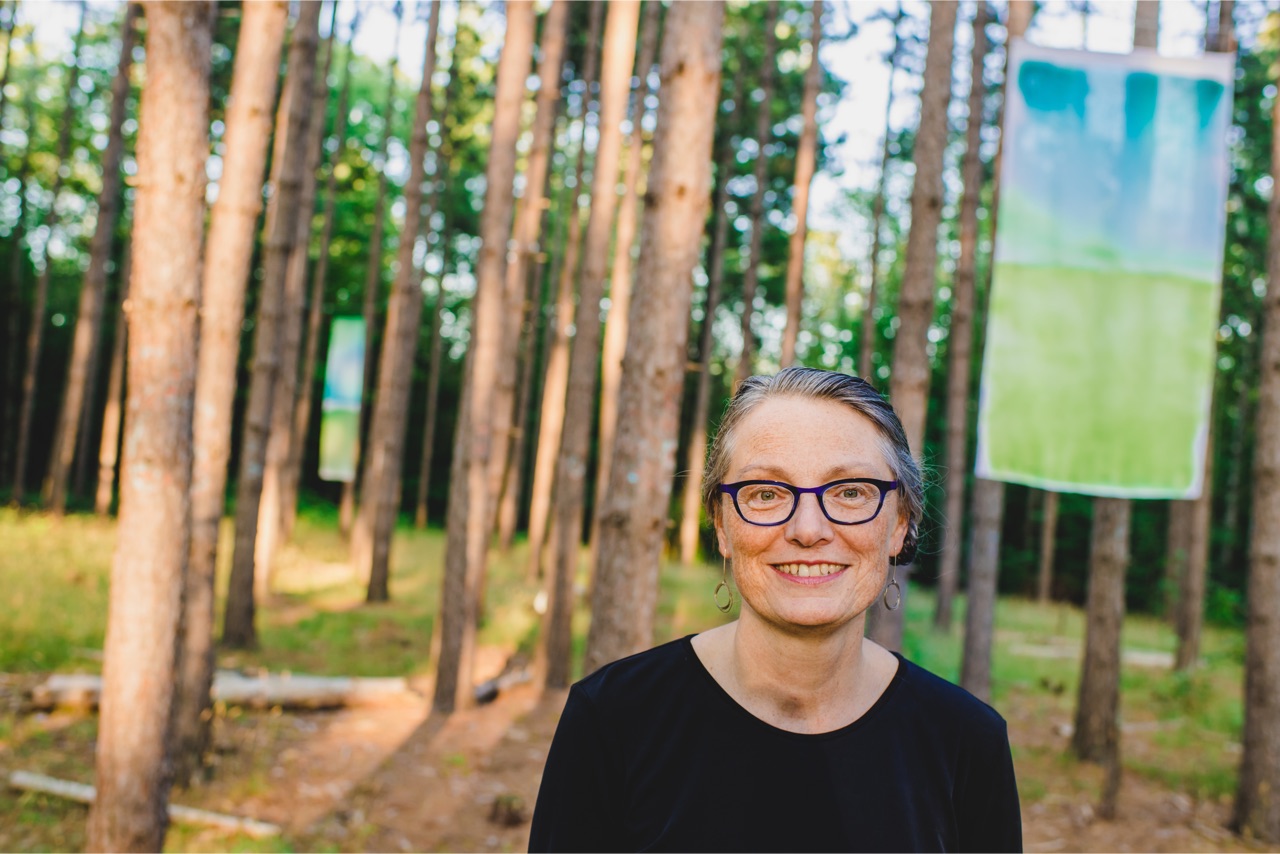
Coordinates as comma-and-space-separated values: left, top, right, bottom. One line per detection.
736, 462, 887, 480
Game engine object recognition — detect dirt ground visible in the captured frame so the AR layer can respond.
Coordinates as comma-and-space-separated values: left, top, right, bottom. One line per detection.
1, 649, 1273, 854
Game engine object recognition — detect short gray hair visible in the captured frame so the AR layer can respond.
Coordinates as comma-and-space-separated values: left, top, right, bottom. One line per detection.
701, 366, 923, 565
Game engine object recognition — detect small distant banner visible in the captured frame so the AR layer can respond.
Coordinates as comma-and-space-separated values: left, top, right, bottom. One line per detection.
975, 41, 1234, 499
318, 316, 365, 482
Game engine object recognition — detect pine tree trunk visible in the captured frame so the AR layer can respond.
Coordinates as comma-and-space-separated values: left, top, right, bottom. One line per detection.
585, 0, 725, 677
858, 5, 902, 382
95, 246, 131, 516
222, 2, 323, 649
934, 2, 988, 633
493, 0, 569, 553
1072, 497, 1130, 763
1234, 17, 1280, 839
43, 4, 139, 515
779, 0, 822, 368
11, 2, 86, 505
84, 5, 212, 848
1165, 499, 1191, 618
173, 0, 288, 779
524, 3, 604, 582
341, 9, 403, 537
257, 12, 338, 583
869, 0, 957, 651
45, 1, 138, 514
355, 3, 444, 603
284, 13, 359, 543
542, 0, 641, 689
589, 0, 662, 560
1037, 489, 1060, 602
1, 64, 35, 488
960, 466, 1001, 702
433, 0, 536, 713
732, 0, 779, 389
678, 72, 741, 567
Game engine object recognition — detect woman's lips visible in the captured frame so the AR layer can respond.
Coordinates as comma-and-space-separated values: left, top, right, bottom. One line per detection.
771, 562, 847, 583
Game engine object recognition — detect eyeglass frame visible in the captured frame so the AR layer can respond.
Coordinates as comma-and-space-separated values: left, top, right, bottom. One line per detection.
718, 478, 900, 527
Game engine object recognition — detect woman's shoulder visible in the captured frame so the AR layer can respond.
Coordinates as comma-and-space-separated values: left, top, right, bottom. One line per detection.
891, 655, 1010, 739
573, 635, 700, 710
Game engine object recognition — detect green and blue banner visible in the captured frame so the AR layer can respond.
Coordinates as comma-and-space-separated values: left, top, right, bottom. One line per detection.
976, 42, 1234, 498
318, 316, 365, 483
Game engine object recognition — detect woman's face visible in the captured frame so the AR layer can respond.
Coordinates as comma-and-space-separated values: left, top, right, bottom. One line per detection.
713, 395, 909, 634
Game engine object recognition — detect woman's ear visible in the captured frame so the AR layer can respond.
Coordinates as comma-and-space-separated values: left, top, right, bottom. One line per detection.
713, 505, 730, 558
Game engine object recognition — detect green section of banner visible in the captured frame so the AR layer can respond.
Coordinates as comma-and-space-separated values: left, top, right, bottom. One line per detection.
978, 263, 1216, 495
318, 317, 365, 483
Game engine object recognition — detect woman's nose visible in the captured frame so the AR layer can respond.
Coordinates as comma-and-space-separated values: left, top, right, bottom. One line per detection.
786, 492, 833, 546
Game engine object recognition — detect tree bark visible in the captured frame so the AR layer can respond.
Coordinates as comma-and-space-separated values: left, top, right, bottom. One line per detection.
492, 0, 569, 552
354, 1, 444, 603
779, 0, 822, 368
84, 5, 212, 849
173, 0, 288, 781
222, 1, 323, 649
732, 0, 779, 389
934, 2, 988, 633
1072, 497, 1130, 763
1, 75, 35, 488
1037, 489, 1060, 602
1165, 500, 1191, 619
1234, 10, 1280, 838
95, 245, 131, 516
858, 4, 903, 382
257, 8, 339, 583
584, 0, 724, 677
524, 2, 604, 582
340, 7, 403, 536
283, 10, 361, 544
589, 0, 663, 560
678, 69, 742, 568
433, 0, 536, 713
960, 465, 1001, 702
869, 0, 958, 650
10, 1, 86, 505
541, 0, 641, 690
43, 4, 140, 515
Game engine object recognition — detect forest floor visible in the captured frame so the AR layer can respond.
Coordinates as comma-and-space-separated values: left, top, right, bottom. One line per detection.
0, 507, 1270, 852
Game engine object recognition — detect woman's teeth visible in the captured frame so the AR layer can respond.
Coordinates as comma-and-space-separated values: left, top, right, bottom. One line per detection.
774, 563, 844, 577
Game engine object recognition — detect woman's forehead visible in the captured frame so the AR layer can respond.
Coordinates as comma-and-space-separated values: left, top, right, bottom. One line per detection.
727, 396, 891, 474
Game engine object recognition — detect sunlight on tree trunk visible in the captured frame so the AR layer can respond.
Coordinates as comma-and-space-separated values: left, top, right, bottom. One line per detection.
94, 246, 131, 516
586, 0, 725, 677
85, 5, 212, 848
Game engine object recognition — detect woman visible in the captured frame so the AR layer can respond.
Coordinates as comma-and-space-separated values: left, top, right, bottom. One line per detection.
529, 367, 1021, 852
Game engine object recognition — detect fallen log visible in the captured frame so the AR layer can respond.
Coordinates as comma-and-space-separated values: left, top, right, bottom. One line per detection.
28, 671, 418, 712
8, 770, 281, 837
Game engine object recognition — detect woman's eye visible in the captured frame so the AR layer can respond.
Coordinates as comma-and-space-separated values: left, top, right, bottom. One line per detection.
759, 490, 776, 501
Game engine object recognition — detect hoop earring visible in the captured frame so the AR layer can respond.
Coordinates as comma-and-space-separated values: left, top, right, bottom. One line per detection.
882, 565, 901, 611
714, 557, 734, 614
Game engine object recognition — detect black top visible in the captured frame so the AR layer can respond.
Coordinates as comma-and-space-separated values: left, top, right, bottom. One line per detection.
529, 635, 1021, 853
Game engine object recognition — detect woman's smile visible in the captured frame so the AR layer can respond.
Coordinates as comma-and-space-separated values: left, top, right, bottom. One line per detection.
770, 561, 848, 581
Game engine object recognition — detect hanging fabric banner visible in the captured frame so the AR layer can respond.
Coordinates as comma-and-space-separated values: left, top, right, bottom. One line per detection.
318, 316, 366, 482
975, 41, 1234, 498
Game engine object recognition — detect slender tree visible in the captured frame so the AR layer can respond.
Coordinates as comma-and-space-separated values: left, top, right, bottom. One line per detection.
935, 1, 989, 633
868, 0, 958, 650
257, 4, 340, 581
732, 0, 779, 389
678, 63, 745, 567
284, 8, 362, 542
10, 1, 86, 504
1, 44, 34, 485
340, 4, 403, 535
1072, 0, 1159, 774
353, 0, 444, 602
524, 2, 605, 580
94, 245, 131, 516
493, 0, 570, 552
433, 0, 536, 713
44, 3, 140, 515
1036, 490, 1060, 602
222, 1, 323, 649
779, 0, 823, 367
1234, 13, 1280, 841
858, 3, 904, 381
542, 0, 641, 689
585, 0, 725, 676
589, 0, 663, 559
174, 0, 289, 778
85, 5, 213, 848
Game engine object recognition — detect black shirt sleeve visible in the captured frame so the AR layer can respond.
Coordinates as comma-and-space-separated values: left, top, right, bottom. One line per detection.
956, 717, 1022, 853
528, 685, 623, 853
